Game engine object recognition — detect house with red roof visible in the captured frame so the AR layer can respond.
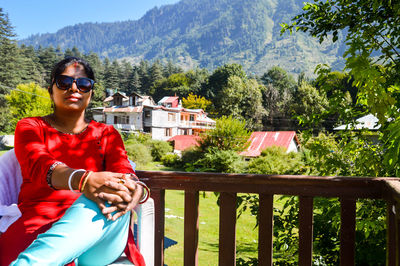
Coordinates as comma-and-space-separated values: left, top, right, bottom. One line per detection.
240, 131, 300, 157
167, 135, 201, 153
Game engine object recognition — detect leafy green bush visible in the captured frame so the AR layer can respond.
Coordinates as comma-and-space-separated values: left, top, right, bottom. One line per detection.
150, 140, 173, 161
123, 132, 152, 146
189, 147, 246, 173
199, 115, 250, 152
180, 147, 203, 167
246, 146, 303, 175
161, 153, 180, 167
125, 143, 152, 167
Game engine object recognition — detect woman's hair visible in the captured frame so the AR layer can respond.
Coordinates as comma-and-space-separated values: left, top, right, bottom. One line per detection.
48, 56, 95, 94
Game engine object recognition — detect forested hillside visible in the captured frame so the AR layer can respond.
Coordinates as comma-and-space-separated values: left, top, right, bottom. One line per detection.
21, 0, 345, 76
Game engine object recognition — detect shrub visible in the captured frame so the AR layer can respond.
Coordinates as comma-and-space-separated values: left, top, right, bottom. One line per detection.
150, 140, 173, 161
190, 147, 246, 173
123, 132, 153, 145
161, 153, 180, 167
125, 143, 152, 167
247, 146, 303, 175
180, 147, 203, 166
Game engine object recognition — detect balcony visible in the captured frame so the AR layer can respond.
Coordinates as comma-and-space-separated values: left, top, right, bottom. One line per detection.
112, 124, 138, 131
136, 170, 400, 266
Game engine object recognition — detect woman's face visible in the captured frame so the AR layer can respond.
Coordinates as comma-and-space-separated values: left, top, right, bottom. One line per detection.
51, 64, 92, 113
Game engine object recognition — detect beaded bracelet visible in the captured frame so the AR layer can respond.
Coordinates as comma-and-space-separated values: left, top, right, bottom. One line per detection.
46, 162, 65, 190
68, 169, 86, 194
136, 181, 150, 204
80, 171, 93, 193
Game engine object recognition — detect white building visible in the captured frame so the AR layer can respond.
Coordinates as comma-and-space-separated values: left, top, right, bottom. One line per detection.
102, 92, 215, 141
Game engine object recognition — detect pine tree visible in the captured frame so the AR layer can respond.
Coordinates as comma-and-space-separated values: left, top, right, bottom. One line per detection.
0, 8, 20, 133
37, 46, 58, 84
103, 59, 121, 91
0, 8, 20, 88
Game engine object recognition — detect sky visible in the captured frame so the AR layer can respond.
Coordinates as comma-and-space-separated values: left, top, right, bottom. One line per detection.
0, 0, 180, 40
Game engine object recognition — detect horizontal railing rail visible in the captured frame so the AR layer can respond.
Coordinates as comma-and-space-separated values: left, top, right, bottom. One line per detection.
136, 170, 400, 266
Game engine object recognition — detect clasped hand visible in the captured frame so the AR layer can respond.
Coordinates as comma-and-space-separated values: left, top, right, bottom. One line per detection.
82, 172, 143, 221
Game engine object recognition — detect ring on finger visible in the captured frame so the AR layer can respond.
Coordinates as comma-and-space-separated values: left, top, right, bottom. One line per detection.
118, 178, 126, 185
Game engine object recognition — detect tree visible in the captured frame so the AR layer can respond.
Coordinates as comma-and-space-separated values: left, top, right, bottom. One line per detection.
205, 63, 247, 99
182, 93, 212, 112
290, 81, 329, 129
260, 66, 297, 130
151, 72, 193, 101
260, 66, 296, 94
276, 4, 394, 263
214, 76, 266, 130
0, 8, 20, 88
281, 0, 400, 122
37, 46, 59, 85
199, 115, 250, 152
5, 83, 52, 130
103, 60, 121, 91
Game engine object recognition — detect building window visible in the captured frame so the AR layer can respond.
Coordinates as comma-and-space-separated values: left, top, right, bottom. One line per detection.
190, 114, 195, 121
165, 128, 172, 136
144, 111, 151, 119
114, 116, 129, 124
114, 97, 122, 106
168, 113, 176, 121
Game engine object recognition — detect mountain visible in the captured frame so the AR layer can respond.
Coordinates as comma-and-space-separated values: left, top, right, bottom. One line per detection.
21, 0, 345, 76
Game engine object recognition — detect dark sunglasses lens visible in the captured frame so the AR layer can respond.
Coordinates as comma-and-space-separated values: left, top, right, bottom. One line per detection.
77, 78, 93, 92
56, 76, 73, 90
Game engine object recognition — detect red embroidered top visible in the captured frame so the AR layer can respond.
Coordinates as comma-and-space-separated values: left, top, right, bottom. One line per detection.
0, 117, 144, 265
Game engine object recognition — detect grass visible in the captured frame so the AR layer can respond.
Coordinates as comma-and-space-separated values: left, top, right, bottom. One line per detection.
137, 161, 291, 265
163, 190, 259, 265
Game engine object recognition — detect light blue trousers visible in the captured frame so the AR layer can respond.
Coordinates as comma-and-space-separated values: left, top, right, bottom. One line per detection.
11, 195, 130, 266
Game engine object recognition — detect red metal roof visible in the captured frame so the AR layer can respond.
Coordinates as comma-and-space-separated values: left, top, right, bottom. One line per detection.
161, 96, 179, 103
168, 135, 201, 151
240, 131, 299, 157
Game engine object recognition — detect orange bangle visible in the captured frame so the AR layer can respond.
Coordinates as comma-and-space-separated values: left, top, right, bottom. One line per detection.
78, 171, 89, 192
80, 171, 93, 192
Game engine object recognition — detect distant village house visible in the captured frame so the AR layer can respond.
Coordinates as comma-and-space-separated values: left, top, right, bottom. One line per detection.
99, 92, 216, 141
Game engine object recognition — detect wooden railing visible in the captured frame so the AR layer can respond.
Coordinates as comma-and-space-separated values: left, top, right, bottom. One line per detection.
136, 170, 400, 266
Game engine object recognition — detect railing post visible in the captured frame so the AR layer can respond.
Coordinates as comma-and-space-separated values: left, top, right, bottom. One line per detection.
387, 201, 396, 266
184, 191, 199, 266
340, 198, 356, 266
396, 204, 400, 266
152, 189, 165, 266
219, 192, 237, 266
299, 196, 314, 266
258, 194, 274, 266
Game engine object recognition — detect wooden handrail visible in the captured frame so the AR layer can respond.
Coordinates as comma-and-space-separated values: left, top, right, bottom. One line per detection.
135, 170, 400, 266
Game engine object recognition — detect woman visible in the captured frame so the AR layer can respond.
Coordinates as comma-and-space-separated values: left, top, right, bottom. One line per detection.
0, 57, 146, 265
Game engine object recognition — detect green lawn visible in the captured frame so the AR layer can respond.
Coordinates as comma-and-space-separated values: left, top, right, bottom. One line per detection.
163, 190, 259, 265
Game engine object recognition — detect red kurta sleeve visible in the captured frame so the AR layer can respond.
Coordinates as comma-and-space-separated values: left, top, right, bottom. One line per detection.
103, 125, 134, 174
14, 117, 59, 188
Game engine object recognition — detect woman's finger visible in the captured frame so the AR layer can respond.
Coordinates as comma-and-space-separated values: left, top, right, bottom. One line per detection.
104, 180, 130, 192
98, 192, 126, 204
102, 205, 119, 215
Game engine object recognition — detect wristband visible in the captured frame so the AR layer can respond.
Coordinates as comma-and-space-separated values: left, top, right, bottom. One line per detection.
68, 169, 85, 194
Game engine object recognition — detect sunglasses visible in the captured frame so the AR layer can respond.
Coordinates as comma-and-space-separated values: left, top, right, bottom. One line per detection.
55, 75, 95, 93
